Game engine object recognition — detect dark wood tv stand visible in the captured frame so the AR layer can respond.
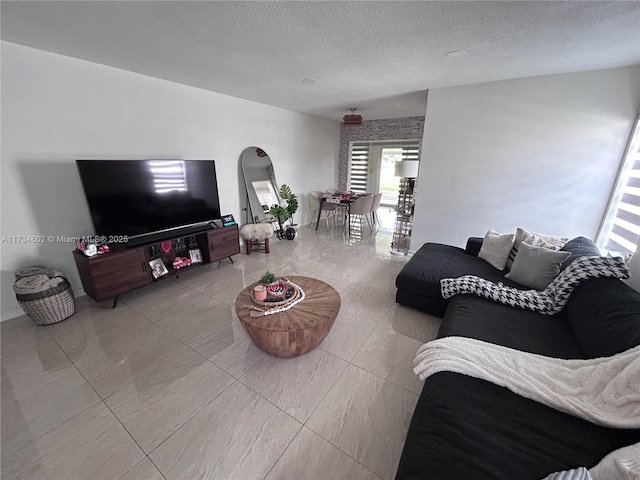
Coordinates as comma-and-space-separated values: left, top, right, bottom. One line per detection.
73, 224, 240, 307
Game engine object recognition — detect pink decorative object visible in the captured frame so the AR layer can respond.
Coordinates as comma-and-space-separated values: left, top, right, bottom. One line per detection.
161, 241, 172, 253
266, 282, 285, 295
172, 257, 192, 269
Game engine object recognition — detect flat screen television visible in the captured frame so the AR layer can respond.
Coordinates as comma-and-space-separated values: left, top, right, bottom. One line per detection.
76, 159, 221, 246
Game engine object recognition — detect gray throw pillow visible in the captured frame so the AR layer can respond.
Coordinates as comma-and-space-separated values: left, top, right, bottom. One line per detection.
505, 242, 571, 290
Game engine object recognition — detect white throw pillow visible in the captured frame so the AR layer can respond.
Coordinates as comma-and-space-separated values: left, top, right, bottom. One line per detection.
532, 231, 569, 249
478, 228, 515, 271
506, 227, 562, 270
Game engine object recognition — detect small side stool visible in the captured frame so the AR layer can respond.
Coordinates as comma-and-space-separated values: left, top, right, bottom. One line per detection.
239, 224, 274, 255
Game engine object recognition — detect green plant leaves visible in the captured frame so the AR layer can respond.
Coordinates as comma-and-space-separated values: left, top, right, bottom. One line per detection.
279, 184, 293, 200
260, 271, 276, 285
270, 184, 298, 226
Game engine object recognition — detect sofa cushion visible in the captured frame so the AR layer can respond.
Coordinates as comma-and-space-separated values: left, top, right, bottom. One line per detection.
478, 228, 514, 270
396, 372, 640, 480
560, 236, 601, 270
505, 242, 571, 290
395, 243, 513, 301
567, 277, 640, 358
438, 295, 585, 358
395, 289, 449, 317
464, 237, 483, 257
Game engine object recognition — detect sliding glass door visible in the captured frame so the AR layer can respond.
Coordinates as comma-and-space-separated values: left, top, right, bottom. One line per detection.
347, 140, 420, 206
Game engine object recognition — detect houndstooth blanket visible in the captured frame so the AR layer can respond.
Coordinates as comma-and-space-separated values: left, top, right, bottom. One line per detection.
413, 336, 640, 428
440, 256, 630, 315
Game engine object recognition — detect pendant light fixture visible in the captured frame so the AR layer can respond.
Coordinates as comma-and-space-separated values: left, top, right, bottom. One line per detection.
342, 108, 363, 125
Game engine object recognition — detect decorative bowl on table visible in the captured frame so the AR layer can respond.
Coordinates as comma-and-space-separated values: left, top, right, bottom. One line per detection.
266, 282, 286, 296
251, 278, 300, 307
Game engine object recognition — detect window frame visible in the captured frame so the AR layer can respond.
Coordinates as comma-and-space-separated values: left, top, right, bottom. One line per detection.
347, 139, 421, 194
597, 112, 640, 258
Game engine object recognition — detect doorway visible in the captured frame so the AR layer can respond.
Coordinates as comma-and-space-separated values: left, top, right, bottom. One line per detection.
347, 140, 420, 199
379, 147, 403, 206
347, 140, 420, 232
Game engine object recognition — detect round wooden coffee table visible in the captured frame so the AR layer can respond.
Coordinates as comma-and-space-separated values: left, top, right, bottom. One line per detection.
234, 276, 341, 358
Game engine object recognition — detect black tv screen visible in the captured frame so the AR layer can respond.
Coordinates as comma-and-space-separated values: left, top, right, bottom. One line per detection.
76, 159, 221, 243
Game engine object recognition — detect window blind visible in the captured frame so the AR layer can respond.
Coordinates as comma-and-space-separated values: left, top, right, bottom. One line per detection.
348, 142, 370, 194
599, 114, 640, 258
348, 140, 421, 194
401, 143, 420, 162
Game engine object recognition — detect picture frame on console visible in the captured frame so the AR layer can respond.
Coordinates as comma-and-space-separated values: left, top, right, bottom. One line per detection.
189, 249, 202, 264
149, 258, 169, 279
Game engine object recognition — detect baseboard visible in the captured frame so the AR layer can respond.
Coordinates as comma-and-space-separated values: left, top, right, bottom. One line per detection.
1, 306, 26, 322
1, 290, 88, 322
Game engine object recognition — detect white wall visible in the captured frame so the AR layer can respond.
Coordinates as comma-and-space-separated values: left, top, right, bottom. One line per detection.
1, 42, 339, 319
412, 66, 640, 251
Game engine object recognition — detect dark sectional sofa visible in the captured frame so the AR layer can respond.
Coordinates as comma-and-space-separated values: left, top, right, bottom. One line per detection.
394, 237, 640, 480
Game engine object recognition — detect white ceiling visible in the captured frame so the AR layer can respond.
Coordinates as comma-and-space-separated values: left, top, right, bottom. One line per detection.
2, 1, 639, 121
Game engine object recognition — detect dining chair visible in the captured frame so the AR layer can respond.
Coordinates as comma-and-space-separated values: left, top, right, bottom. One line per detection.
370, 192, 383, 226
347, 194, 374, 234
327, 190, 349, 225
309, 191, 338, 229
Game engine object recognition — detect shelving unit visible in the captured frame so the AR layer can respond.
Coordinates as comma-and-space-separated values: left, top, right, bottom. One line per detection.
73, 224, 240, 306
392, 178, 415, 255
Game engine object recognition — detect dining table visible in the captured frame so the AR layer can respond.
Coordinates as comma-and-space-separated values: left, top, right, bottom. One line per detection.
315, 193, 366, 236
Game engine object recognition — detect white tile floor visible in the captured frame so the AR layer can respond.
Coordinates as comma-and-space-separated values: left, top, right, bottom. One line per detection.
1, 222, 442, 480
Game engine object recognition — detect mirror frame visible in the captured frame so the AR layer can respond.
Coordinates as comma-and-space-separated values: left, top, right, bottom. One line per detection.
240, 146, 281, 224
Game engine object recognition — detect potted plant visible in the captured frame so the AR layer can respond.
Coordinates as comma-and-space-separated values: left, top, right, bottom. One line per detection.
253, 271, 276, 301
258, 271, 285, 298
269, 184, 299, 240
260, 271, 276, 285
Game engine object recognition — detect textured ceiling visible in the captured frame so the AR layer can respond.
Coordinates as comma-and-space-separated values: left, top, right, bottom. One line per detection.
2, 1, 639, 121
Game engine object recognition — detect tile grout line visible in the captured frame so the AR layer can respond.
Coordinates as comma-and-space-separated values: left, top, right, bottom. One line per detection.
298, 356, 415, 480
41, 301, 244, 478
347, 301, 425, 396
259, 426, 304, 480
143, 378, 238, 458
118, 456, 168, 480
231, 345, 383, 478
298, 362, 387, 479
39, 330, 150, 466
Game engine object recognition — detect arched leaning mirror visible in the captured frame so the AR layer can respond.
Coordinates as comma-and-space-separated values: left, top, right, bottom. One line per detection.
241, 146, 280, 223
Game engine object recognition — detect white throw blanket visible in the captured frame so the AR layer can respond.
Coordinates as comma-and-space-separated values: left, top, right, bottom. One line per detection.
542, 443, 640, 480
589, 443, 640, 479
413, 336, 640, 428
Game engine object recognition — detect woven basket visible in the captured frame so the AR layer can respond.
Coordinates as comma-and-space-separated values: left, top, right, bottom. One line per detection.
15, 279, 75, 326
14, 265, 51, 281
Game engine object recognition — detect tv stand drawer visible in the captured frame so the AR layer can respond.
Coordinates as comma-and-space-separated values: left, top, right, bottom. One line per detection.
74, 248, 150, 302
207, 225, 240, 262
